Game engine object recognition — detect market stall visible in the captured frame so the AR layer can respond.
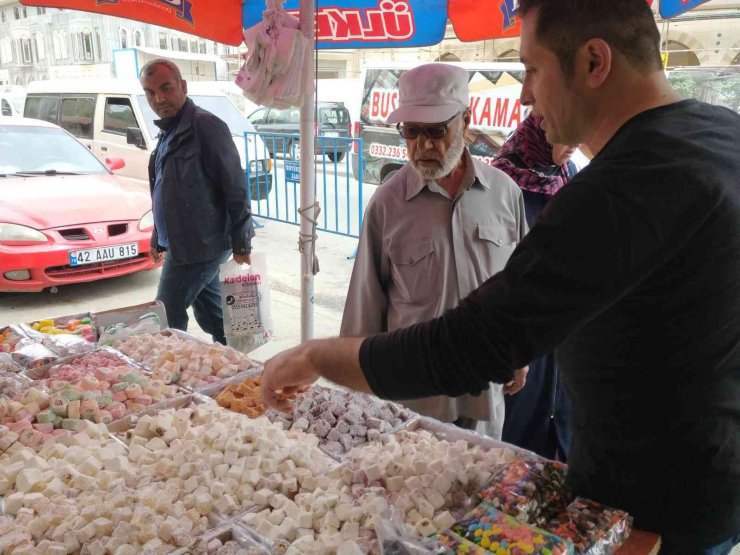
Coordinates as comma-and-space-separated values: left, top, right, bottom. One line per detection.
0, 306, 660, 554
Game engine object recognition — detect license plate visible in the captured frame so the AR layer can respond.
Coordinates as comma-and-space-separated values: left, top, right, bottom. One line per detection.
69, 243, 139, 267
324, 131, 339, 137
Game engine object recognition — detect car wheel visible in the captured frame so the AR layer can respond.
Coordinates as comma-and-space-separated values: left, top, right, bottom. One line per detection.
327, 151, 345, 163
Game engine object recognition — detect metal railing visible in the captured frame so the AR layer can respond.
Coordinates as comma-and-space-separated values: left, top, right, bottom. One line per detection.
244, 131, 365, 238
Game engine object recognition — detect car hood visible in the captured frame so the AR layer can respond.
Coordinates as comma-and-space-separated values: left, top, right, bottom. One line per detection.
0, 174, 152, 229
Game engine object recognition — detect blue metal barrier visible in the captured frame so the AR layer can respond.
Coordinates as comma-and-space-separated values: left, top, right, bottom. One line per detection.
243, 131, 365, 239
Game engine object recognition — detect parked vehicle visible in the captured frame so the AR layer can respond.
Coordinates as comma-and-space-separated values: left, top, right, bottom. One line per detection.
0, 92, 24, 117
247, 101, 352, 162
23, 80, 272, 199
351, 62, 527, 185
0, 117, 159, 292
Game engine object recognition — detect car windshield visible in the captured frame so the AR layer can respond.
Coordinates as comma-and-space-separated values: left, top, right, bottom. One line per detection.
136, 94, 253, 139
11, 98, 24, 113
0, 124, 107, 175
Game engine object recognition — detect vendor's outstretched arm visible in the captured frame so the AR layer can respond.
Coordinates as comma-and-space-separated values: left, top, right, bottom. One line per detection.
261, 337, 368, 411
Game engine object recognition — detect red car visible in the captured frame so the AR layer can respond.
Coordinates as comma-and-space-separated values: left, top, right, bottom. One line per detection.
0, 117, 159, 292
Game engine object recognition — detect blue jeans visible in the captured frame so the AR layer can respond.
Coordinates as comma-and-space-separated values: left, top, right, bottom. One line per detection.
156, 250, 231, 344
660, 534, 740, 555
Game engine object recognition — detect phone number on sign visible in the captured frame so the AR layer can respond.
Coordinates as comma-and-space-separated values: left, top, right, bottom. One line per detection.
368, 143, 408, 160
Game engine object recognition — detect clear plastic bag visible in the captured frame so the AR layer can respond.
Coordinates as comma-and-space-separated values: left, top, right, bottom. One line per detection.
545, 497, 633, 554
220, 253, 274, 354
97, 311, 163, 346
376, 509, 449, 555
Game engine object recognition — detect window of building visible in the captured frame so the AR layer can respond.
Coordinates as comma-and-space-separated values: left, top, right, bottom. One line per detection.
82, 30, 93, 60
190, 39, 197, 52
13, 6, 20, 19
37, 7, 46, 15
134, 30, 143, 47
22, 6, 26, 17
1, 10, 6, 23
159, 33, 167, 49
179, 38, 188, 51
199, 41, 206, 54
103, 97, 138, 135
120, 29, 127, 49
36, 32, 45, 60
21, 37, 33, 64
60, 96, 95, 139
171, 37, 178, 51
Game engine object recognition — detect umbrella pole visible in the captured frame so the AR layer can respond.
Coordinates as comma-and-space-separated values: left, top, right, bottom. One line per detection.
298, 0, 316, 342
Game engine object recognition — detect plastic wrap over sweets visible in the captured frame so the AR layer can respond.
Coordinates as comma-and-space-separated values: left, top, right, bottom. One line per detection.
377, 508, 449, 555
220, 253, 274, 354
98, 311, 162, 345
545, 497, 633, 555
478, 459, 571, 526
236, 0, 311, 108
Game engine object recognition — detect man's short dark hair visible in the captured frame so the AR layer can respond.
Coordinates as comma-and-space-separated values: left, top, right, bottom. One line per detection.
517, 0, 662, 77
139, 58, 183, 82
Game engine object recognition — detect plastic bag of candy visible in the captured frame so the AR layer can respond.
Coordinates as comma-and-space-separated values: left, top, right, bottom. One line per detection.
376, 509, 449, 555
0, 353, 23, 374
433, 532, 492, 554
41, 334, 96, 357
545, 497, 632, 554
452, 502, 573, 554
10, 340, 58, 369
477, 459, 570, 525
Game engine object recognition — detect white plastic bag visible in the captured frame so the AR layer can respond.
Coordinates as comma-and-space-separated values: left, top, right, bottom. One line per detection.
220, 253, 274, 354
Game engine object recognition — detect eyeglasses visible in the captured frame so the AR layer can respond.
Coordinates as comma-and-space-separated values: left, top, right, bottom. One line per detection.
396, 113, 460, 140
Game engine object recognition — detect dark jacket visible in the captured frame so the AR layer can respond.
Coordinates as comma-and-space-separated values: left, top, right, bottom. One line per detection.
148, 98, 255, 264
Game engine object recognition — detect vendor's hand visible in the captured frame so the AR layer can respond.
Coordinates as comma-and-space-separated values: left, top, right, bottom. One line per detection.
150, 248, 164, 264
504, 366, 529, 395
262, 343, 321, 412
233, 253, 251, 265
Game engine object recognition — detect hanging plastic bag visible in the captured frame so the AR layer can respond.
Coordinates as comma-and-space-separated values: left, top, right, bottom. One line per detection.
236, 0, 310, 108
219, 253, 274, 354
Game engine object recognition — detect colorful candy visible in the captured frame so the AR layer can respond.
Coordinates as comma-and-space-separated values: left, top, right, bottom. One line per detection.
545, 497, 632, 553
452, 502, 573, 554
478, 460, 570, 525
434, 532, 492, 554
27, 316, 95, 342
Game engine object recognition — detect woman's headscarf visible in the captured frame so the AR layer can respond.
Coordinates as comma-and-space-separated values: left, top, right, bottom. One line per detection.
492, 113, 574, 197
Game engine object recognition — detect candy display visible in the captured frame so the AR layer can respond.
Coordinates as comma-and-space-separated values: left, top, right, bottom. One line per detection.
340, 429, 518, 534
112, 330, 254, 388
478, 459, 571, 526
25, 315, 96, 342
0, 308, 637, 555
545, 498, 632, 554
434, 532, 491, 554
266, 386, 413, 458
216, 375, 307, 418
451, 503, 573, 555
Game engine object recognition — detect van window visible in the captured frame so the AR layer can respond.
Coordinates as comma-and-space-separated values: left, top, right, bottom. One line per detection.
60, 96, 95, 139
104, 97, 139, 135
1, 99, 11, 116
267, 109, 286, 124
248, 108, 267, 124
319, 107, 349, 126
24, 95, 60, 124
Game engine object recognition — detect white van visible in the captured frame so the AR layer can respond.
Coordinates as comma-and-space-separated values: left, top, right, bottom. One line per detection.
24, 79, 273, 199
0, 92, 25, 117
352, 62, 527, 185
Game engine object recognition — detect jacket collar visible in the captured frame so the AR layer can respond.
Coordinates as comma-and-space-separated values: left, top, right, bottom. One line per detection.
154, 97, 195, 139
405, 148, 489, 201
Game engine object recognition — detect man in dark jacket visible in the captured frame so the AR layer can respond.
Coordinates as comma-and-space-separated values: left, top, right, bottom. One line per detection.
140, 58, 254, 344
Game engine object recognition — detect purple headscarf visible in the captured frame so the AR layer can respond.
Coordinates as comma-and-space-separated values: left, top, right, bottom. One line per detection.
493, 114, 573, 197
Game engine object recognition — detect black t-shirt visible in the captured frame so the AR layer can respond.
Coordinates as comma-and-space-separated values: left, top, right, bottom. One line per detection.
360, 100, 740, 546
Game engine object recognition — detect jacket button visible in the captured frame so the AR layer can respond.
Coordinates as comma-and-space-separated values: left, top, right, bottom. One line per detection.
407, 257, 414, 264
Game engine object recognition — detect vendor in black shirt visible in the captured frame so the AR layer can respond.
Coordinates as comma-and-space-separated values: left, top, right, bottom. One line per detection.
261, 0, 740, 552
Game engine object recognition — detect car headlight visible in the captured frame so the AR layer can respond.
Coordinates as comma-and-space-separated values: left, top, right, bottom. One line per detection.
138, 210, 154, 231
0, 223, 48, 243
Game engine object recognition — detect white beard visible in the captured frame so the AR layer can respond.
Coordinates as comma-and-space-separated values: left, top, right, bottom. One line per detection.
411, 124, 466, 181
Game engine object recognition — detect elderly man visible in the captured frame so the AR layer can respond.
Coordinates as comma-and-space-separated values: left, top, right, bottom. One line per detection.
261, 0, 740, 551
140, 59, 254, 344
341, 63, 528, 437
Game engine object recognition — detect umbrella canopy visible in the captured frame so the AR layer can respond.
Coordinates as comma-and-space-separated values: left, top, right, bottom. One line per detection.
20, 0, 709, 48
